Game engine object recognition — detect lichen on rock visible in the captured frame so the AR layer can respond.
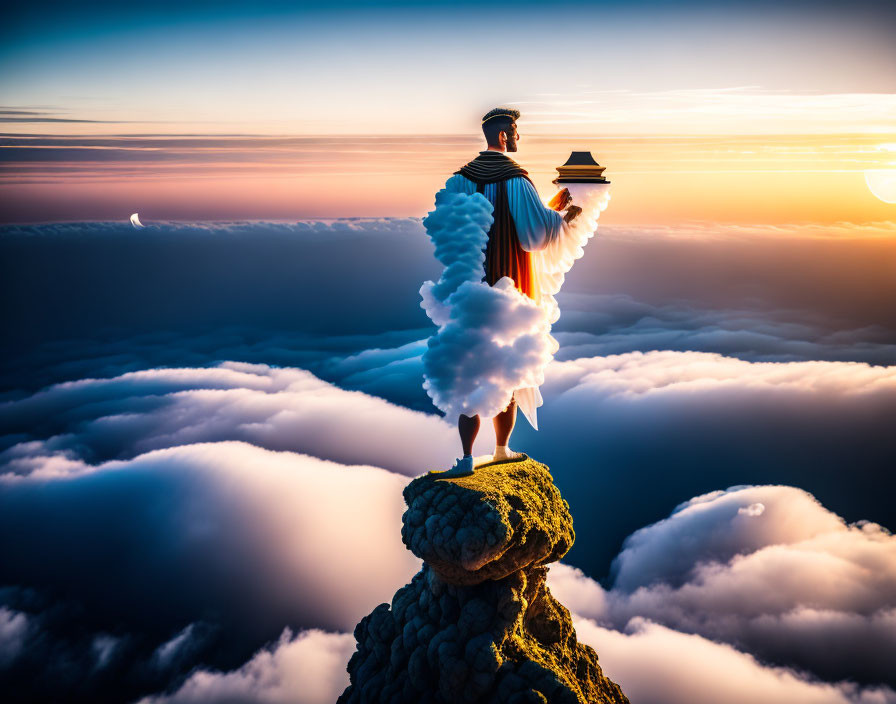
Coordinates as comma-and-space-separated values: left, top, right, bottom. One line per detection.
338, 457, 629, 704
402, 459, 575, 585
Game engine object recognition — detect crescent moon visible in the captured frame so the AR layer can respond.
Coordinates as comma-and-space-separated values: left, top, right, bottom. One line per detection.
130, 213, 144, 228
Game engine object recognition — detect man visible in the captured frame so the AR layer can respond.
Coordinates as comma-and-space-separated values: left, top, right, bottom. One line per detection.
437, 107, 581, 478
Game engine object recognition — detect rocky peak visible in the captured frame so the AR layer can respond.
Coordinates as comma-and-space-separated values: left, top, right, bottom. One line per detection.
338, 458, 629, 704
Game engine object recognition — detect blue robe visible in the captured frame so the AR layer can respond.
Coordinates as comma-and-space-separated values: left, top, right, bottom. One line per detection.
443, 173, 565, 254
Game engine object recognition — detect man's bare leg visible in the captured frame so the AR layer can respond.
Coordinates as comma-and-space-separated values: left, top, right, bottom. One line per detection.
493, 398, 525, 462
432, 414, 480, 477
459, 413, 481, 456
493, 399, 516, 447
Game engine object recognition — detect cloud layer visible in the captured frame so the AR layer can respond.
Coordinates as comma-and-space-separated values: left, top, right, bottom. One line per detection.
137, 629, 355, 704
0, 439, 420, 702
3, 219, 896, 701
573, 618, 896, 704
520, 350, 896, 576
4, 220, 895, 397
126, 483, 896, 704
4, 346, 895, 579
0, 361, 470, 475
549, 485, 896, 689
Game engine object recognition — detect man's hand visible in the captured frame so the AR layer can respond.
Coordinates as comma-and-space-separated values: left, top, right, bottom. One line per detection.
548, 188, 572, 211
563, 205, 582, 223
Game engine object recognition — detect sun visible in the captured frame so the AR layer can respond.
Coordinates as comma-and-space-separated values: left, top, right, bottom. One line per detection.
865, 144, 896, 204
865, 170, 896, 204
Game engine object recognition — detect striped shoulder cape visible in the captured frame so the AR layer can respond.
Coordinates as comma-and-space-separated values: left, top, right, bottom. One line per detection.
454, 151, 532, 185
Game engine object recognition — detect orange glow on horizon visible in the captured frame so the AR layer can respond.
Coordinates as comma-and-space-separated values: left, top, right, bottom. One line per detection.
2, 133, 894, 225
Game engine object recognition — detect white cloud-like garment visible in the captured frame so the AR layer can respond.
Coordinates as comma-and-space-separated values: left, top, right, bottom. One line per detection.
419, 183, 609, 424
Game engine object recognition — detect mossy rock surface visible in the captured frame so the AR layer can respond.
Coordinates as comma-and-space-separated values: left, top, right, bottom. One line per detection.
402, 458, 574, 585
338, 457, 629, 704
337, 565, 629, 704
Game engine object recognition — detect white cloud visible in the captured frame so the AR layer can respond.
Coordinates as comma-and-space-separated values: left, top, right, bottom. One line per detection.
154, 624, 199, 669
3, 354, 896, 700
91, 634, 120, 670
738, 502, 765, 517
138, 629, 354, 704
608, 485, 850, 591
0, 607, 29, 667
544, 350, 896, 401
129, 594, 896, 704
548, 484, 896, 689
1, 441, 421, 634
0, 361, 488, 477
573, 617, 896, 704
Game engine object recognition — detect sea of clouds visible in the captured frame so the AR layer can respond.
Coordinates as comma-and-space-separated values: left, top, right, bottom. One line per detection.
1, 218, 895, 702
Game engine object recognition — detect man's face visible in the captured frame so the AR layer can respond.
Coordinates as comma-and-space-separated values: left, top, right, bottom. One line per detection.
504, 122, 519, 152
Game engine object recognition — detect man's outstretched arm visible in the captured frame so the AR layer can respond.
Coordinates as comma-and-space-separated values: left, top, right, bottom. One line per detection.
507, 177, 570, 252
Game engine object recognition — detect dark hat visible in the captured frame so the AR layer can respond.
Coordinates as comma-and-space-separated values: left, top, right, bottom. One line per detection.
482, 107, 521, 124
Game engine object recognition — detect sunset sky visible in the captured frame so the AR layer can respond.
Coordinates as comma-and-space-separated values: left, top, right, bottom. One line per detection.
3, 4, 896, 704
2, 0, 895, 223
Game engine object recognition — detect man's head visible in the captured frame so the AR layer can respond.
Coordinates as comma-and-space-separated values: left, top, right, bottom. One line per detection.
482, 107, 521, 152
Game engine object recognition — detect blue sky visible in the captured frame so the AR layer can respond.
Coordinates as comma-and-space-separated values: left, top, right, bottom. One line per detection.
3, 0, 895, 137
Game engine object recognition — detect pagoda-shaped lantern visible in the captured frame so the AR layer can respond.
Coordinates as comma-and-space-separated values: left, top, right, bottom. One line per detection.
551, 150, 611, 217
553, 151, 610, 184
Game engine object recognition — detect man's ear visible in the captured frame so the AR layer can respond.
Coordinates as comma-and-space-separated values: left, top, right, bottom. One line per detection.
498, 130, 507, 147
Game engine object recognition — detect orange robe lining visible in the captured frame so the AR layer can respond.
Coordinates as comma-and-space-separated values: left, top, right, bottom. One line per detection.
476, 179, 536, 300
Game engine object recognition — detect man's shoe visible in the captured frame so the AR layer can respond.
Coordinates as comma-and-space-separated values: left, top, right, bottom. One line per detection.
430, 455, 474, 479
